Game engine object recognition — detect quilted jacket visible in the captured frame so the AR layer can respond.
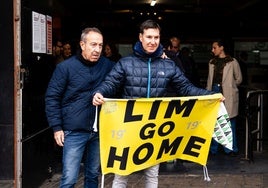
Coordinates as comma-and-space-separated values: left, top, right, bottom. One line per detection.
96, 41, 213, 99
45, 55, 115, 132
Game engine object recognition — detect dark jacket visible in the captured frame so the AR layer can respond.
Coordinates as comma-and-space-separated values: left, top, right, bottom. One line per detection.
96, 41, 213, 99
45, 55, 115, 132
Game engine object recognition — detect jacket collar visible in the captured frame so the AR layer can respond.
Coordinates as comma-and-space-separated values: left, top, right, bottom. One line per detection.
133, 41, 163, 59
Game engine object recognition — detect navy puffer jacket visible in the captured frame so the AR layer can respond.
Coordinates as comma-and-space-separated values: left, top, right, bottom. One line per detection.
45, 55, 115, 132
97, 41, 213, 99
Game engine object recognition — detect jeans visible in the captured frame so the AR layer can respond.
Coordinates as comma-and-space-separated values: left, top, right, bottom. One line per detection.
60, 131, 100, 188
112, 164, 159, 188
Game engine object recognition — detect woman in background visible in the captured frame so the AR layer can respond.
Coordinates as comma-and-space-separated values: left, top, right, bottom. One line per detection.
206, 38, 242, 156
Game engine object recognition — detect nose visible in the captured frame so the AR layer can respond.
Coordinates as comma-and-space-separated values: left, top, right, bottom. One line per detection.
151, 38, 157, 44
94, 45, 102, 53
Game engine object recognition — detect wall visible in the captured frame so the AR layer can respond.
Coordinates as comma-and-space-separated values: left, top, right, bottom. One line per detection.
0, 0, 14, 180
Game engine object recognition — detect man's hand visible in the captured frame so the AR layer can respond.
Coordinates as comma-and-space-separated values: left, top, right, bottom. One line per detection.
161, 52, 168, 59
93, 93, 105, 106
54, 130, 64, 147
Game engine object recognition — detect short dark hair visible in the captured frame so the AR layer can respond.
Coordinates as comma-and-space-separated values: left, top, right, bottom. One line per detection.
213, 38, 233, 55
139, 19, 161, 34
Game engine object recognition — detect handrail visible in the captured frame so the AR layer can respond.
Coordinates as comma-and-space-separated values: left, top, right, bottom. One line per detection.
21, 126, 51, 143
244, 89, 268, 161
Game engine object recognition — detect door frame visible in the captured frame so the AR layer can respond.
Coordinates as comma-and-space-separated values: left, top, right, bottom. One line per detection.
13, 0, 22, 187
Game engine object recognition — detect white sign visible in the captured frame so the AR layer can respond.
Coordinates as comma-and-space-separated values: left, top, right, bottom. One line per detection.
32, 11, 46, 53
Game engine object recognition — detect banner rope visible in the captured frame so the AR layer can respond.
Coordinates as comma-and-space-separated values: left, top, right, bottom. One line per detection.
203, 165, 211, 181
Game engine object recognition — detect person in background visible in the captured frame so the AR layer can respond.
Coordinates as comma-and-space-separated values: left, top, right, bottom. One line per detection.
103, 42, 122, 62
169, 36, 181, 56
168, 36, 200, 87
180, 46, 201, 87
92, 19, 222, 188
45, 27, 115, 188
62, 41, 72, 60
206, 38, 242, 156
163, 39, 185, 97
163, 39, 184, 72
52, 39, 64, 64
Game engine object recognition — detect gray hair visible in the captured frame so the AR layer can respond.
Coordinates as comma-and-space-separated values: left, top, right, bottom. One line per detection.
80, 27, 102, 42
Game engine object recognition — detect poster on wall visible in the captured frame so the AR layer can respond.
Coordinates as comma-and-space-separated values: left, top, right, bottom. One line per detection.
32, 11, 46, 53
46, 15, 52, 54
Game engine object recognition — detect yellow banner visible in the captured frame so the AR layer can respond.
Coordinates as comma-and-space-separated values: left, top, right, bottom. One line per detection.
99, 94, 222, 175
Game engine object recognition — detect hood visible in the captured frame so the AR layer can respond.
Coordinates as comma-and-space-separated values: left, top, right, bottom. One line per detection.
133, 41, 163, 59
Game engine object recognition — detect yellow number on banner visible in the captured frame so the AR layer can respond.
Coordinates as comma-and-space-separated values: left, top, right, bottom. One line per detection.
186, 121, 201, 129
111, 130, 126, 139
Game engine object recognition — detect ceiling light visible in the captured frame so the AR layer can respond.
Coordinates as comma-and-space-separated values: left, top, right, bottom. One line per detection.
150, 0, 156, 6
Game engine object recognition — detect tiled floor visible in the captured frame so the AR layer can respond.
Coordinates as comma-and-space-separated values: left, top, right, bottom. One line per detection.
37, 150, 268, 188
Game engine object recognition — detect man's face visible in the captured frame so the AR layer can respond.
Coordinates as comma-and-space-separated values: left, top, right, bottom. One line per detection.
54, 41, 63, 56
170, 39, 180, 53
80, 31, 103, 62
63, 44, 72, 58
104, 44, 112, 57
139, 28, 160, 54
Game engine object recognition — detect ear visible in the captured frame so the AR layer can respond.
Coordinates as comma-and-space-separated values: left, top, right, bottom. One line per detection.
80, 41, 85, 51
139, 33, 142, 42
